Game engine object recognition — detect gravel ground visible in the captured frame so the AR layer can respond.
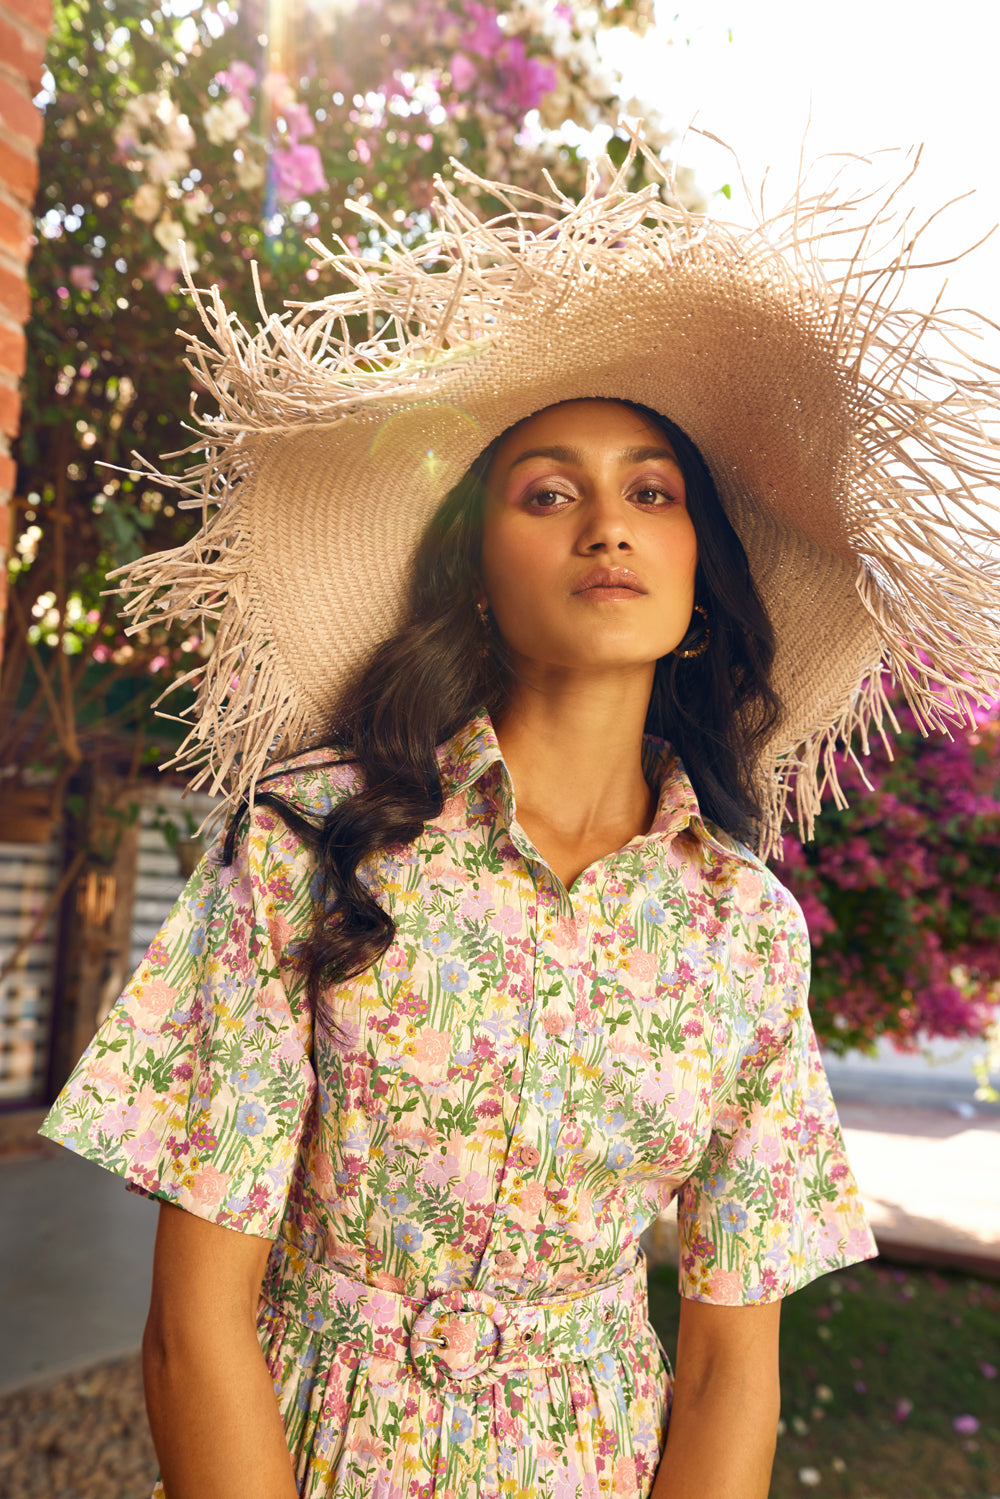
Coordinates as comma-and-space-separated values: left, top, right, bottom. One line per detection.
0, 1354, 157, 1499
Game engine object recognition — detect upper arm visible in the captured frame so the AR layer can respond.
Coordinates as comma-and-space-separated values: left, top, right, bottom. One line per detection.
675, 1296, 781, 1403
148, 1202, 274, 1335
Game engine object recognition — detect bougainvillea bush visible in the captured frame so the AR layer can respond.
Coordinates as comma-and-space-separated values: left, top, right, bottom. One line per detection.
772, 684, 1000, 1067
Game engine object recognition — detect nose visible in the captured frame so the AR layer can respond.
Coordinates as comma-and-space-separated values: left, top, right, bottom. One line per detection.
573, 488, 634, 555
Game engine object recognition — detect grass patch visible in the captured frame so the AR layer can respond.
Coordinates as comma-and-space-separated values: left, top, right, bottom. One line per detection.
647, 1258, 1000, 1497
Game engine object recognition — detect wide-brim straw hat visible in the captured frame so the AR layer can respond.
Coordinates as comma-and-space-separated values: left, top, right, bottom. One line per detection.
114, 128, 1000, 852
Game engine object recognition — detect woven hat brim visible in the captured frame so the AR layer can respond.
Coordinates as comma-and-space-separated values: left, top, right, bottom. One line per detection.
111, 134, 1000, 852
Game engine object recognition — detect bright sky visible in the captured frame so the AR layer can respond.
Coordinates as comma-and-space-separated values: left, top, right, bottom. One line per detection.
605, 0, 1000, 340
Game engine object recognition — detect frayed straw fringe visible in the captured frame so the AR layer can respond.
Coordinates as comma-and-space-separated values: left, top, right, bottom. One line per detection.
108, 125, 1000, 856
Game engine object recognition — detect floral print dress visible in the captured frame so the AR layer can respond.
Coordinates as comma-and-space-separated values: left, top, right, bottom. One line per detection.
41, 712, 877, 1498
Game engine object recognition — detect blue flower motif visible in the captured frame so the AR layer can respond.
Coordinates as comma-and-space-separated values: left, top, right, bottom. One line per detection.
423, 929, 453, 953
449, 1407, 473, 1444
303, 1306, 324, 1330
393, 1221, 424, 1254
225, 1194, 249, 1213
590, 1351, 617, 1381
641, 895, 666, 925
607, 1142, 634, 1171
602, 1110, 626, 1133
705, 1170, 728, 1199
535, 1084, 564, 1110
574, 1324, 601, 1357
235, 1100, 267, 1136
441, 959, 469, 993
381, 1191, 409, 1215
187, 925, 207, 957
719, 1201, 749, 1234
231, 1067, 261, 1093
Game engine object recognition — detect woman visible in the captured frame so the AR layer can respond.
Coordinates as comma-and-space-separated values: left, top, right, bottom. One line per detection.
41, 136, 1000, 1499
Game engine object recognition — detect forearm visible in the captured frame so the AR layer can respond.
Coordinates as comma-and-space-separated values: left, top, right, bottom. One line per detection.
651, 1365, 779, 1499
142, 1310, 299, 1499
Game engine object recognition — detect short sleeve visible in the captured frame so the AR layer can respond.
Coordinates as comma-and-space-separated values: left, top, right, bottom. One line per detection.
675, 893, 878, 1304
39, 807, 317, 1239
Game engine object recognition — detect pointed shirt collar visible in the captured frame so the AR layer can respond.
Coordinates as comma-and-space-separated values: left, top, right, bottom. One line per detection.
435, 710, 747, 861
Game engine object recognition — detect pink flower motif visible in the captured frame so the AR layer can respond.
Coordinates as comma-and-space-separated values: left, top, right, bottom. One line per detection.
708, 1268, 743, 1304
188, 1164, 229, 1205
103, 1102, 141, 1140
135, 978, 178, 1020
131, 1128, 162, 1163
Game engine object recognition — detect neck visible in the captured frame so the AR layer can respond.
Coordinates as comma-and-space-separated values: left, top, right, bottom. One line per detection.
492, 665, 657, 847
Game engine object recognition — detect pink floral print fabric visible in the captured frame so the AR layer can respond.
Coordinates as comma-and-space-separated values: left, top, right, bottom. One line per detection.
41, 712, 877, 1497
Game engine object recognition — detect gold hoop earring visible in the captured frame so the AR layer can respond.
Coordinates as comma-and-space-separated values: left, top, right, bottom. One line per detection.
675, 604, 710, 659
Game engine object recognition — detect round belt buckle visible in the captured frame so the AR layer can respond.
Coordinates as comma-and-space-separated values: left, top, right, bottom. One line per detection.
409, 1288, 510, 1391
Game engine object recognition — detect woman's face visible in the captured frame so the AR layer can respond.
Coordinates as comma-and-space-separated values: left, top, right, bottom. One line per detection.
480, 400, 699, 679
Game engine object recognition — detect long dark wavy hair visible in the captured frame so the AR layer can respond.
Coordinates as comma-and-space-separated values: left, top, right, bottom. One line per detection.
224, 400, 781, 1003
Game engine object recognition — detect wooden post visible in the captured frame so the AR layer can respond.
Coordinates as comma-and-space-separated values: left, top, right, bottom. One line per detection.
46, 770, 141, 1093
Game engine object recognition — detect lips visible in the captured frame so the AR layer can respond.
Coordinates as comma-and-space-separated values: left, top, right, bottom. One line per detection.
571, 566, 647, 595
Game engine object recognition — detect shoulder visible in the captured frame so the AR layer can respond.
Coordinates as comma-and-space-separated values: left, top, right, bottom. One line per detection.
254, 747, 362, 821
696, 817, 809, 963
210, 750, 362, 884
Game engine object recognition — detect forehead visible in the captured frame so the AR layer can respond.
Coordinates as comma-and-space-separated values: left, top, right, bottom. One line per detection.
490, 399, 676, 467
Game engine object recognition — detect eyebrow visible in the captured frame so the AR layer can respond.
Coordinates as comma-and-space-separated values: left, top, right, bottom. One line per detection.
507, 443, 681, 470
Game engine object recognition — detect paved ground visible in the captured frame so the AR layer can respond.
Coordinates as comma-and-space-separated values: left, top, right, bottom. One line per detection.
1, 1099, 998, 1397
0, 1146, 157, 1397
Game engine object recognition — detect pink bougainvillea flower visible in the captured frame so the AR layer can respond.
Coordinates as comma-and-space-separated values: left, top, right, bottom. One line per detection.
69, 263, 98, 291
449, 51, 477, 93
215, 60, 256, 115
497, 42, 557, 115
953, 1414, 980, 1434
280, 100, 315, 140
271, 143, 328, 201
461, 1, 505, 57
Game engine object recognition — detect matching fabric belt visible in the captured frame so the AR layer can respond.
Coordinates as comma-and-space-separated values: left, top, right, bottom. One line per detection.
262, 1237, 649, 1393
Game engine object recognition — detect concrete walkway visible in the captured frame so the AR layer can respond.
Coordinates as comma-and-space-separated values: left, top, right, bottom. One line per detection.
2, 1099, 998, 1396
0, 1145, 157, 1396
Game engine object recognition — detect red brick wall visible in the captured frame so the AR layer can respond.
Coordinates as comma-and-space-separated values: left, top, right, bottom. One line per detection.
0, 0, 50, 678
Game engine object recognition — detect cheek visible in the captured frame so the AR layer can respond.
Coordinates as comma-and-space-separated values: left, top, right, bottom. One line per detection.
480, 517, 559, 611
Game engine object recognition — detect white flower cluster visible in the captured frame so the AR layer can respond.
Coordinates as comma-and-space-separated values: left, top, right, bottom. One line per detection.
203, 95, 251, 147
113, 89, 208, 271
